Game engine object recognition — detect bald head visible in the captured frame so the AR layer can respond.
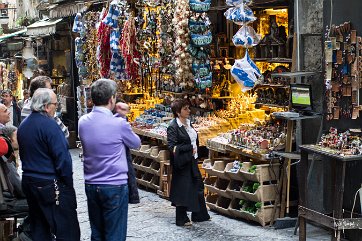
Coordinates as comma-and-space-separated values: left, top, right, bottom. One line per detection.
0, 103, 10, 125
115, 102, 130, 118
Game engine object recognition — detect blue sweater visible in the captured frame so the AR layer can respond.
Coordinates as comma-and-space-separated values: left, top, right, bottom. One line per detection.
18, 112, 73, 187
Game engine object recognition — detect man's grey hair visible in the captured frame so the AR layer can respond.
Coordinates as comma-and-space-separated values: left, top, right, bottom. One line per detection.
31, 88, 53, 112
2, 89, 12, 96
1, 125, 17, 138
91, 79, 117, 106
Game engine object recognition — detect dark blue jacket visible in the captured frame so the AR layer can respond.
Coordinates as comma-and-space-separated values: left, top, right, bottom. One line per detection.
17, 112, 73, 187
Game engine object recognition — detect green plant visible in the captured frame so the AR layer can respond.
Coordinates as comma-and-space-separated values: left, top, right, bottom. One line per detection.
252, 182, 260, 192
0, 26, 3, 35
16, 16, 36, 27
248, 165, 257, 174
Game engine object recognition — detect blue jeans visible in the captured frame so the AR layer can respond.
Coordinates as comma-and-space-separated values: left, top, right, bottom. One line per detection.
85, 184, 129, 241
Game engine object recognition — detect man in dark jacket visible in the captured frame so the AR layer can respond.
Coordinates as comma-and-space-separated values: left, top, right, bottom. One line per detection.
1, 90, 21, 127
18, 88, 80, 240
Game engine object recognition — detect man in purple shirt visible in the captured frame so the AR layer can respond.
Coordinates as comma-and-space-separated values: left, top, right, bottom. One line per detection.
78, 79, 141, 241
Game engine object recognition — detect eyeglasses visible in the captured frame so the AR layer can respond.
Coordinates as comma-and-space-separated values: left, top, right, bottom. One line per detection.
49, 102, 58, 107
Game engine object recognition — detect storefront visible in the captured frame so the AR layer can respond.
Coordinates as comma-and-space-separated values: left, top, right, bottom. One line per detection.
69, 0, 362, 239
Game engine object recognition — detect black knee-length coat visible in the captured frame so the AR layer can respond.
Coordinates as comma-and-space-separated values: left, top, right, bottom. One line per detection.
167, 119, 201, 212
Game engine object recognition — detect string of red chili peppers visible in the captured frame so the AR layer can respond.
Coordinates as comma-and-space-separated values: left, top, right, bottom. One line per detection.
120, 15, 141, 82
97, 8, 112, 78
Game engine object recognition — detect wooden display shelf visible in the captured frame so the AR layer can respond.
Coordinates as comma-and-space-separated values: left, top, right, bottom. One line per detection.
228, 198, 278, 227
253, 58, 292, 63
131, 142, 170, 196
253, 103, 289, 108
240, 184, 278, 202
205, 177, 232, 199
225, 144, 271, 162
132, 127, 167, 144
203, 142, 282, 226
239, 163, 280, 183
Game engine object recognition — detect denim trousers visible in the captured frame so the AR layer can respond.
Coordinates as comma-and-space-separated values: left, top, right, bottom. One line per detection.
85, 184, 129, 241
22, 176, 80, 241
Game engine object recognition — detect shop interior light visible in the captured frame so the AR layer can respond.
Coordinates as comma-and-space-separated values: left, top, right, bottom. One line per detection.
23, 67, 34, 79
22, 39, 35, 59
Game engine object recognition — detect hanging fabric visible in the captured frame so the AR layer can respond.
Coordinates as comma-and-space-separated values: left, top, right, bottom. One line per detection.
102, 3, 126, 80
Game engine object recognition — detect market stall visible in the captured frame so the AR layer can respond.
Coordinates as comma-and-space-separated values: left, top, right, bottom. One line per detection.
71, 0, 301, 227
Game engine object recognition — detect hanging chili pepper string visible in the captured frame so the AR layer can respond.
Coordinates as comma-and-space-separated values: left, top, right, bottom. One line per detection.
120, 15, 141, 81
97, 9, 112, 78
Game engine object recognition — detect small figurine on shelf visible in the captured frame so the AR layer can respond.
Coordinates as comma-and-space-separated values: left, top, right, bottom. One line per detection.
219, 75, 232, 97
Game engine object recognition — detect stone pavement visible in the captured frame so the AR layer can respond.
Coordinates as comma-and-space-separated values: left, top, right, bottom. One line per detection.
70, 149, 331, 241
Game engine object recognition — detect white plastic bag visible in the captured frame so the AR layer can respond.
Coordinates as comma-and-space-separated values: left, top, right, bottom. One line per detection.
232, 25, 261, 48
226, 0, 252, 6
231, 51, 261, 91
224, 4, 256, 25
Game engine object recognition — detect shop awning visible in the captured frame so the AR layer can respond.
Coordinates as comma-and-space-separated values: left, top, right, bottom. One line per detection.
26, 18, 63, 37
0, 29, 27, 43
49, 2, 87, 19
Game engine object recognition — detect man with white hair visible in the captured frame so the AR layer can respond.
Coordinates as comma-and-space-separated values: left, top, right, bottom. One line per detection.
0, 103, 10, 129
17, 88, 80, 240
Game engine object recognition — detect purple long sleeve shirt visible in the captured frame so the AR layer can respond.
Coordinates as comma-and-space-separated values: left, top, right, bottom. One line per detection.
78, 106, 141, 185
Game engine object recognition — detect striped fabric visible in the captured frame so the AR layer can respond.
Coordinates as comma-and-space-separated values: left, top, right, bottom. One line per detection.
21, 100, 69, 138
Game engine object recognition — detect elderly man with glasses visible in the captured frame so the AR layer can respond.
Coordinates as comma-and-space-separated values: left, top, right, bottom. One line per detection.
17, 88, 80, 241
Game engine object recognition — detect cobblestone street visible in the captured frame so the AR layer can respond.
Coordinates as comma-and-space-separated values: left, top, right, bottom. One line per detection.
70, 149, 330, 241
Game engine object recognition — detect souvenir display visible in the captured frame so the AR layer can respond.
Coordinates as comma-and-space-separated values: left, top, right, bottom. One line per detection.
97, 7, 112, 78
229, 122, 287, 152
188, 2, 212, 91
103, 1, 128, 80
224, 4, 256, 26
257, 15, 287, 59
73, 13, 87, 83
231, 51, 262, 91
324, 22, 362, 120
84, 12, 101, 84
225, 1, 262, 91
120, 14, 141, 81
317, 127, 362, 156
158, 0, 176, 81
0, 62, 9, 89
173, 0, 193, 84
232, 25, 261, 48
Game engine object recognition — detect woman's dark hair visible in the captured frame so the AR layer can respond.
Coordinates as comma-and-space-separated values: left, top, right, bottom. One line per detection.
171, 98, 190, 118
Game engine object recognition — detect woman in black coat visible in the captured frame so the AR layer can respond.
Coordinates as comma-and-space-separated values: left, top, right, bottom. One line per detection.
167, 99, 210, 226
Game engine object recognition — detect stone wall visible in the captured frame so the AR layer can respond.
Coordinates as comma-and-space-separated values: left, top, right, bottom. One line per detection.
294, 0, 325, 213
